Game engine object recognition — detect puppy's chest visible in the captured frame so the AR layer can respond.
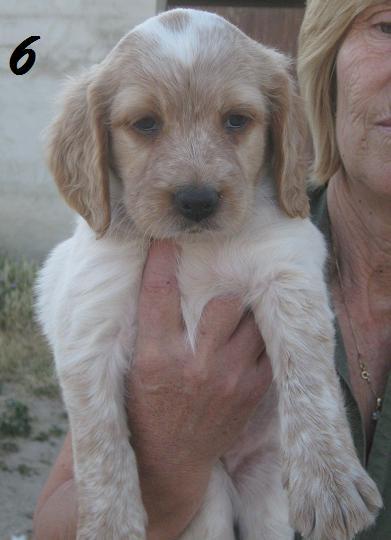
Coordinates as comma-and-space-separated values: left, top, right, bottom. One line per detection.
117, 239, 259, 354
69, 220, 308, 358
176, 235, 279, 346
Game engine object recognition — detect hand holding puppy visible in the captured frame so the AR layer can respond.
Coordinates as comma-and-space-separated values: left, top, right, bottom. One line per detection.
129, 240, 272, 538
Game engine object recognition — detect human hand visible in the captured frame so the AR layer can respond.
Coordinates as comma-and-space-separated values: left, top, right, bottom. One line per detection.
127, 240, 272, 539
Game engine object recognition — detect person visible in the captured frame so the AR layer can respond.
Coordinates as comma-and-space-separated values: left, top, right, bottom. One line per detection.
297, 1, 390, 538
33, 0, 390, 538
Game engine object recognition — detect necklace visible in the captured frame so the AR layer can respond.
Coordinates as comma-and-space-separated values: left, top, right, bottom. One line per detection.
332, 241, 382, 422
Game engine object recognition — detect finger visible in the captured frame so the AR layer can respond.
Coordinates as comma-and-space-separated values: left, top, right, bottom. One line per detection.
242, 352, 273, 407
197, 295, 245, 350
229, 311, 265, 361
137, 240, 183, 340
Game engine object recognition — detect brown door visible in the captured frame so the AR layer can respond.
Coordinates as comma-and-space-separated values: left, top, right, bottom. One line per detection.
165, 1, 305, 58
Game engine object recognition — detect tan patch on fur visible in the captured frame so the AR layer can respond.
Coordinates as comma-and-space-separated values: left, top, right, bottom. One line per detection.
268, 69, 310, 219
45, 72, 111, 236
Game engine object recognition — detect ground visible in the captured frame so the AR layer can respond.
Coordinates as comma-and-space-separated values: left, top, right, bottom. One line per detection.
0, 254, 67, 540
0, 384, 67, 540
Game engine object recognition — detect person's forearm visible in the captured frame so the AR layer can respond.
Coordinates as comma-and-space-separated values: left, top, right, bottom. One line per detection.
33, 479, 77, 540
33, 475, 204, 540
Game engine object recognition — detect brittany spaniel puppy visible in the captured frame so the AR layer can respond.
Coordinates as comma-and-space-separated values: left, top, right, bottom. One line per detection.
36, 8, 382, 540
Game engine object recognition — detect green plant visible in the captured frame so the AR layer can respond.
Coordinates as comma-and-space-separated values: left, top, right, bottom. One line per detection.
0, 254, 37, 332
33, 431, 49, 442
0, 459, 10, 472
0, 399, 32, 437
17, 463, 37, 476
49, 424, 64, 438
0, 253, 59, 397
0, 440, 19, 453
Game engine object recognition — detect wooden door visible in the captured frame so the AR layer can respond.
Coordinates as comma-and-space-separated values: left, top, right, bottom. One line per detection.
164, 0, 305, 58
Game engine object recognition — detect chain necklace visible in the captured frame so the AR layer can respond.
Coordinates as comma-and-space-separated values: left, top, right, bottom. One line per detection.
332, 242, 382, 422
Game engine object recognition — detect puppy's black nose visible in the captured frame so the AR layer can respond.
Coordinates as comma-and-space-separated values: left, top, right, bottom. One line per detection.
173, 186, 219, 222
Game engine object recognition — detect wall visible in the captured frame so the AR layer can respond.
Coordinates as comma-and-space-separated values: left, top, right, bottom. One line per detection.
0, 0, 157, 260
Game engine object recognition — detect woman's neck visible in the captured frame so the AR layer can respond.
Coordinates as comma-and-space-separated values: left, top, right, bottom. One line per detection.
327, 171, 391, 317
327, 172, 391, 448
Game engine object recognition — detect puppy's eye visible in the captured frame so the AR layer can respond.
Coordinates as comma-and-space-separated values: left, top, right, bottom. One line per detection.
224, 114, 249, 131
133, 117, 160, 134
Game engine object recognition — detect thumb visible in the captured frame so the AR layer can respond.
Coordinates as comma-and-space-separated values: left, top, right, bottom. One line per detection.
137, 240, 183, 340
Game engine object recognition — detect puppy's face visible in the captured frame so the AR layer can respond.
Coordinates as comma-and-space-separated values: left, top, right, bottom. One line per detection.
46, 9, 309, 239
110, 11, 270, 239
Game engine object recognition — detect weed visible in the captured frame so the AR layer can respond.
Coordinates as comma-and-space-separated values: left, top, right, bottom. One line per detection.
0, 459, 10, 472
0, 255, 37, 332
49, 424, 64, 438
0, 399, 32, 438
33, 431, 49, 442
16, 463, 37, 477
0, 440, 19, 453
0, 254, 60, 397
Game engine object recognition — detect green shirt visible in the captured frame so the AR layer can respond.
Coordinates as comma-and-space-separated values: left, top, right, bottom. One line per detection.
294, 186, 390, 540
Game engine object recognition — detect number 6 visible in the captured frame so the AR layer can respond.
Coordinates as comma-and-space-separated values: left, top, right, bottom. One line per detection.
10, 36, 41, 76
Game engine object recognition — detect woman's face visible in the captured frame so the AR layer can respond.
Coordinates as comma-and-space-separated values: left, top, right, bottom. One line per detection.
335, 3, 391, 196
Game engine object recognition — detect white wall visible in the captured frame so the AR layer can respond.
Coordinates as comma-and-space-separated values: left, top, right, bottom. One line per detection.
0, 0, 158, 260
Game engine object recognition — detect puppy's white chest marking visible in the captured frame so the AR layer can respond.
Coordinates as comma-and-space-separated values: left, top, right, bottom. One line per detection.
177, 214, 322, 352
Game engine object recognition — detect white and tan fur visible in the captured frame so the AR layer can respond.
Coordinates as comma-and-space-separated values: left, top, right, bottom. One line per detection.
36, 9, 382, 540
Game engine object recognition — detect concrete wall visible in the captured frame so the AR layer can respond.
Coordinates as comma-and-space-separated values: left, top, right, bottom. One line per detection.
0, 0, 159, 260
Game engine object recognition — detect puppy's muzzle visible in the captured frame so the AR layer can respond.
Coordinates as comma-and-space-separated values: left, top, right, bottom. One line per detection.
173, 185, 220, 223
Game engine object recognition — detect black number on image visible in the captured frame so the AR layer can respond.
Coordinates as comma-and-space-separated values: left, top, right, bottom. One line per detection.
10, 36, 41, 75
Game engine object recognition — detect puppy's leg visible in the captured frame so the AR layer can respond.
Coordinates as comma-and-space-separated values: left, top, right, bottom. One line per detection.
252, 272, 382, 540
45, 237, 148, 539
60, 341, 146, 540
237, 463, 293, 540
231, 387, 293, 540
179, 462, 236, 540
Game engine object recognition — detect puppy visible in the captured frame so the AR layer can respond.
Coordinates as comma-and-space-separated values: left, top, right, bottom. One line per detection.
36, 8, 382, 540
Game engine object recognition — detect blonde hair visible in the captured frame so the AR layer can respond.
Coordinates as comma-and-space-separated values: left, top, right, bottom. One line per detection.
297, 0, 380, 185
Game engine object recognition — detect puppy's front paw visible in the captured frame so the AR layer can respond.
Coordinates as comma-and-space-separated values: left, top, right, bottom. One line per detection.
286, 457, 382, 540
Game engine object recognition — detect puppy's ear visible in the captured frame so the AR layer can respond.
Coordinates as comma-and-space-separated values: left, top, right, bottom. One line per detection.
45, 69, 110, 236
265, 52, 309, 218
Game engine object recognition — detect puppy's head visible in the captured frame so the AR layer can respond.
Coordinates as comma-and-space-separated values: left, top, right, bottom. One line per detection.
46, 9, 309, 239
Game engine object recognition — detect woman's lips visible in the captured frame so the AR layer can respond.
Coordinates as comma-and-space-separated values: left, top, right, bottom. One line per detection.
376, 118, 391, 134
377, 118, 391, 128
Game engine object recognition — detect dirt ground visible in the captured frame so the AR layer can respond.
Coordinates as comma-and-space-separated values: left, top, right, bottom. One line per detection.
0, 383, 68, 540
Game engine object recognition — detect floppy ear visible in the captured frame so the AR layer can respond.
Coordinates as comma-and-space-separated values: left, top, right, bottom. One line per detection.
45, 69, 110, 236
266, 52, 309, 218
